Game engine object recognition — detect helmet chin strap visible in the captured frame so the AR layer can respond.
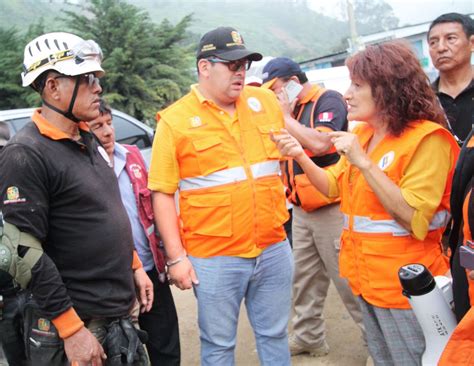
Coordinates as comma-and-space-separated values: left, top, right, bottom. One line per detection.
42, 75, 82, 123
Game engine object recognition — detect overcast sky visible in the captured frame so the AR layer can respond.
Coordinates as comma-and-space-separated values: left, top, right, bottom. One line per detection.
309, 0, 473, 26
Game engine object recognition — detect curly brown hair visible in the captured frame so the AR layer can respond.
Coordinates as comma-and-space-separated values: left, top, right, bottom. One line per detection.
346, 40, 446, 136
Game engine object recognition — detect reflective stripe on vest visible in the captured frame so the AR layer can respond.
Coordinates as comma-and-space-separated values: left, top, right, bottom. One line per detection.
342, 210, 450, 236
179, 161, 280, 191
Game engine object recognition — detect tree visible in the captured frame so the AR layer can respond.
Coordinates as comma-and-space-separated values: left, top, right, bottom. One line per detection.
0, 22, 47, 109
354, 0, 399, 35
64, 0, 194, 124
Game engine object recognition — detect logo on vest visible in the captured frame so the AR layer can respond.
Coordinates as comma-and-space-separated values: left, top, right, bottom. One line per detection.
247, 97, 262, 112
98, 146, 112, 167
130, 163, 143, 179
378, 151, 395, 170
190, 116, 202, 128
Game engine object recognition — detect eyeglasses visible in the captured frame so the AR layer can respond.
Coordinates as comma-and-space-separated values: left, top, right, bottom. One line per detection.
54, 73, 100, 88
207, 58, 252, 72
23, 40, 103, 75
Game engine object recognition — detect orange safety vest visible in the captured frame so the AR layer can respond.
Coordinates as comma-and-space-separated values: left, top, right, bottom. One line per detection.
439, 189, 474, 365
285, 86, 343, 212
338, 121, 459, 308
158, 86, 289, 258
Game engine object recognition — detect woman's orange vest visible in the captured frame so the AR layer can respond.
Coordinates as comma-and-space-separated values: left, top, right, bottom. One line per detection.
158, 86, 288, 258
338, 121, 459, 309
439, 190, 474, 365
285, 85, 342, 212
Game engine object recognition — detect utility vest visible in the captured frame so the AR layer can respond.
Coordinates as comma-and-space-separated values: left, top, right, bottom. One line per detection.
124, 145, 166, 277
438, 187, 474, 366
158, 87, 289, 258
338, 121, 459, 309
285, 87, 343, 212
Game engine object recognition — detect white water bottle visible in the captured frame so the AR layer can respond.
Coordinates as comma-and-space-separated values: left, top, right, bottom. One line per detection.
398, 263, 457, 366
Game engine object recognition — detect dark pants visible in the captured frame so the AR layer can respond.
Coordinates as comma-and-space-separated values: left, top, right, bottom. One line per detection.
139, 268, 180, 366
0, 292, 27, 365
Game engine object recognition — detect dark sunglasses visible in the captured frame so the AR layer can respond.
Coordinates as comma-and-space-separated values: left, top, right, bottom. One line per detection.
207, 58, 252, 72
54, 73, 100, 88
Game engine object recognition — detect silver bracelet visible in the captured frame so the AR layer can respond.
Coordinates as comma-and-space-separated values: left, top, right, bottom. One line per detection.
166, 254, 187, 267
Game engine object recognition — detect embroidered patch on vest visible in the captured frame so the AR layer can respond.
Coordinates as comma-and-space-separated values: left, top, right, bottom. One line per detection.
247, 97, 262, 112
378, 151, 395, 170
129, 163, 143, 179
190, 116, 202, 128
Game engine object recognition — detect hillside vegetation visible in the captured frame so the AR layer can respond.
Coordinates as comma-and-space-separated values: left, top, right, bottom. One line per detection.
0, 0, 398, 61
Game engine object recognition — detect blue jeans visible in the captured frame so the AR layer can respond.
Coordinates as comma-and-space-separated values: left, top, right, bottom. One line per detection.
189, 240, 294, 366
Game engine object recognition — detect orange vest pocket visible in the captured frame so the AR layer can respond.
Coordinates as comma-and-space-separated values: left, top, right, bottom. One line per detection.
181, 193, 232, 237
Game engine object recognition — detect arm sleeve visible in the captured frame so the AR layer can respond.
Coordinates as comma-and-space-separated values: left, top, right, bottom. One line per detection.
400, 132, 454, 240
313, 91, 348, 133
1, 144, 76, 325
324, 156, 347, 198
148, 120, 180, 193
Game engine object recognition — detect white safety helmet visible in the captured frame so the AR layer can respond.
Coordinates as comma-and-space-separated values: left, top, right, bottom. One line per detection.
21, 32, 104, 88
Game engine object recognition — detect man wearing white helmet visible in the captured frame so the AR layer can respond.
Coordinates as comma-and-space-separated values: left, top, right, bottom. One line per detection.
0, 32, 152, 366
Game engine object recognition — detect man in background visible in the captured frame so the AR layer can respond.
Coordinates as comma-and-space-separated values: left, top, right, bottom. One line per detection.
428, 12, 473, 143
88, 100, 181, 366
262, 57, 365, 357
429, 13, 474, 322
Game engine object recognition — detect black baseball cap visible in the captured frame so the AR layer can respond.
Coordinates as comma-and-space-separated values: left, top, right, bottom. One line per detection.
197, 27, 263, 62
261, 57, 303, 85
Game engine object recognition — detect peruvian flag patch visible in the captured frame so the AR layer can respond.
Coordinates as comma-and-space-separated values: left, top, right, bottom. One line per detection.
318, 112, 334, 122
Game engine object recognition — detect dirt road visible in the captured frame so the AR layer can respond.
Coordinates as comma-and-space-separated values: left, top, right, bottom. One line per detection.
173, 283, 368, 365
0, 284, 367, 366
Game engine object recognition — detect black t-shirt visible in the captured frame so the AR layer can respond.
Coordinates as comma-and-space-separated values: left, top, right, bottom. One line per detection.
0, 121, 135, 320
433, 78, 473, 143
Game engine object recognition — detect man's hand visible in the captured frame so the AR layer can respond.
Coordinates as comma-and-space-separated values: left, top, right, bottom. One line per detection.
270, 129, 305, 160
64, 326, 106, 366
133, 267, 154, 313
168, 256, 199, 290
276, 89, 298, 118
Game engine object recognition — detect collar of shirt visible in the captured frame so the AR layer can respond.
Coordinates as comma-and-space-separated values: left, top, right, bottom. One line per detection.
32, 108, 90, 141
297, 84, 322, 105
432, 77, 474, 97
113, 142, 129, 178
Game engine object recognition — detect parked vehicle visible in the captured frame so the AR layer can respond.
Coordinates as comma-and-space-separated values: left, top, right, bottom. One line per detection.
0, 108, 154, 163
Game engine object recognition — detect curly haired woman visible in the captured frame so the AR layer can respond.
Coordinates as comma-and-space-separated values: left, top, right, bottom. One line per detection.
272, 41, 460, 365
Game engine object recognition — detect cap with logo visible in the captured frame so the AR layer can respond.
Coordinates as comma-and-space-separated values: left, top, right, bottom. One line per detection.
197, 26, 262, 62
261, 57, 303, 88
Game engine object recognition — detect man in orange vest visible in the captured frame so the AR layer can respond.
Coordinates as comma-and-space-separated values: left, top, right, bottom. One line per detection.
148, 27, 294, 366
262, 57, 365, 357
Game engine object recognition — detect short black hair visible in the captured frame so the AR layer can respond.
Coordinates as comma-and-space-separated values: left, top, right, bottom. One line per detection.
428, 13, 474, 39
98, 99, 112, 116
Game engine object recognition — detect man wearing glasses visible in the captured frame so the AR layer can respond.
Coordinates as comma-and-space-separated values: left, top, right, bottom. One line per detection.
149, 27, 294, 365
0, 32, 152, 366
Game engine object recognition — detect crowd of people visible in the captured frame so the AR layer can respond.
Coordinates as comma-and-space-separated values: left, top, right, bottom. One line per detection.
0, 10, 472, 366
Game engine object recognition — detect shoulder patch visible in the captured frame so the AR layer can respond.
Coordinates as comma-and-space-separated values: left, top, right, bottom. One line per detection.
4, 186, 26, 205
317, 112, 334, 122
